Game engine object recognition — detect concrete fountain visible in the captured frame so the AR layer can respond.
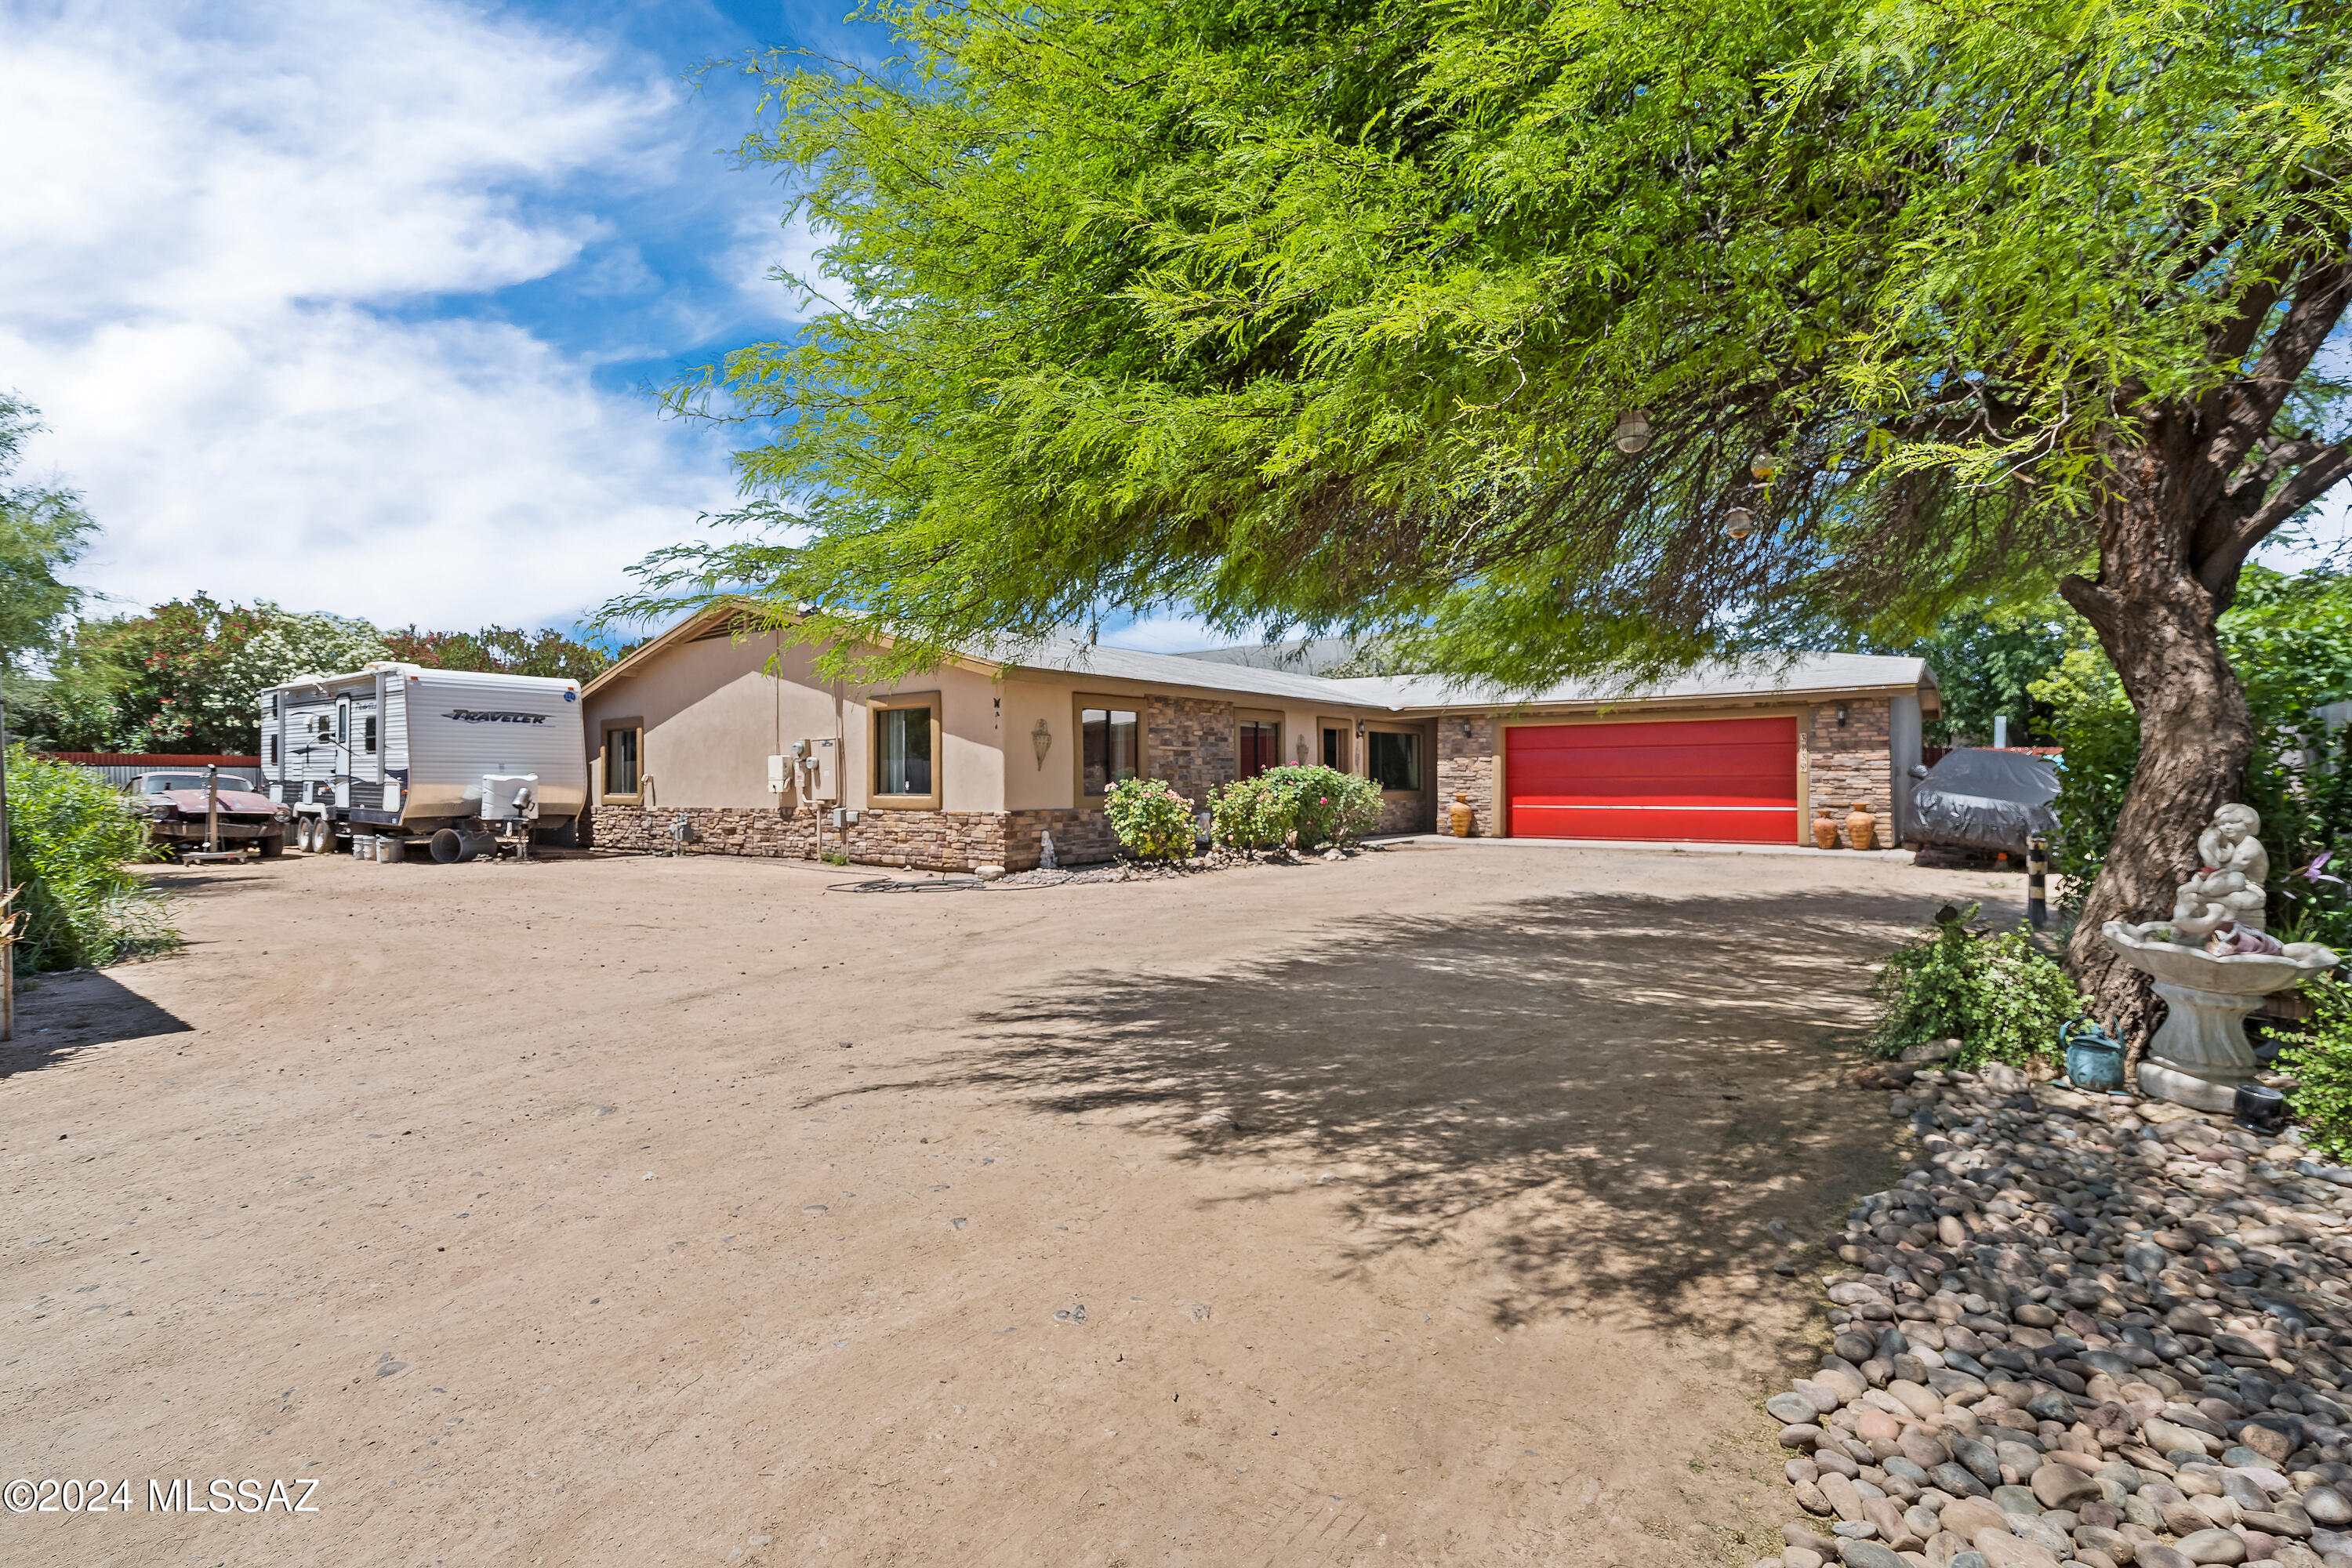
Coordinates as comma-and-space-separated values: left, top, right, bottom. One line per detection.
2102, 804, 2338, 1112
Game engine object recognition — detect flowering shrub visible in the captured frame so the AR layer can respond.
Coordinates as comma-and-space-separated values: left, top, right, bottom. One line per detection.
1210, 764, 1381, 851
1102, 775, 1197, 859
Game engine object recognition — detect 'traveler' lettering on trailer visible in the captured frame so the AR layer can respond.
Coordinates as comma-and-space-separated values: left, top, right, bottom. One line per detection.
441, 710, 549, 724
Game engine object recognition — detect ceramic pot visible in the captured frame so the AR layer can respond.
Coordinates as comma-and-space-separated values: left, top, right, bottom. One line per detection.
1813, 811, 1839, 850
1449, 794, 1474, 838
1846, 802, 1876, 851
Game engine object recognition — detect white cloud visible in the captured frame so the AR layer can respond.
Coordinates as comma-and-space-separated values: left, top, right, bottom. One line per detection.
0, 0, 742, 628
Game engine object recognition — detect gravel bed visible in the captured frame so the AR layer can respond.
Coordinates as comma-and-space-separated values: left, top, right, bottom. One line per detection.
1766, 1059, 2352, 1568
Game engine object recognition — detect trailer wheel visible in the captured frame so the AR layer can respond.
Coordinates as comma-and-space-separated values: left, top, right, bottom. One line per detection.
294, 818, 314, 853
429, 828, 466, 864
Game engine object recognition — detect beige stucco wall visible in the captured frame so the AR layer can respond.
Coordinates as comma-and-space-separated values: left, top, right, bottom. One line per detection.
583, 632, 1014, 815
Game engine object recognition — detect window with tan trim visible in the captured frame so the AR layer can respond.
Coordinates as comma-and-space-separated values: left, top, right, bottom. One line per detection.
870, 693, 942, 810
601, 718, 644, 804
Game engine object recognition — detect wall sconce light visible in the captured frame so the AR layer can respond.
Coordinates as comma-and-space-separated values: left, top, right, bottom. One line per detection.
1031, 717, 1053, 770
1836, 704, 1849, 727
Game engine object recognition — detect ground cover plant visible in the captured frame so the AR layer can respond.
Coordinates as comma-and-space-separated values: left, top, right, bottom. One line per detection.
1870, 904, 2082, 1069
1209, 764, 1381, 851
5, 746, 176, 971
2281, 981, 2352, 1162
1101, 775, 1196, 859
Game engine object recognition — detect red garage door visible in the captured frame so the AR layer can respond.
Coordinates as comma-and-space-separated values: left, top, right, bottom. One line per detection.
1506, 716, 1798, 844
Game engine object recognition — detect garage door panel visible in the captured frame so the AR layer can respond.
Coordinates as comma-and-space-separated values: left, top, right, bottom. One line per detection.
1506, 716, 1799, 844
1509, 805, 1799, 843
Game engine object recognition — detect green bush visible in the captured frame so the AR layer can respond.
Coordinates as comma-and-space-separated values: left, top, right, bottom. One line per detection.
2280, 980, 2352, 1162
1102, 775, 1196, 860
7, 746, 177, 971
1869, 904, 2082, 1068
1209, 764, 1381, 851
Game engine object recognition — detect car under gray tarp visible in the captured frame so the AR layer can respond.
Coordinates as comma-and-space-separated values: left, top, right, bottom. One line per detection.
1910, 747, 2060, 855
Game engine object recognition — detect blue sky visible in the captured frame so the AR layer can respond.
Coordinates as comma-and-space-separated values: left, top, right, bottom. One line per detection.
2, 0, 2344, 654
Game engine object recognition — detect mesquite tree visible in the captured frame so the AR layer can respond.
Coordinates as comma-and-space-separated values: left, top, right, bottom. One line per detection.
623, 0, 2352, 1036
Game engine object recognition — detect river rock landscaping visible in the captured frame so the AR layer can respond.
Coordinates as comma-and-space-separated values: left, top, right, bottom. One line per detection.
1766, 1060, 2352, 1568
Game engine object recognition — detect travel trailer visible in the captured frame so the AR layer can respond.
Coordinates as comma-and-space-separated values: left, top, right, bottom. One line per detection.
257, 665, 588, 862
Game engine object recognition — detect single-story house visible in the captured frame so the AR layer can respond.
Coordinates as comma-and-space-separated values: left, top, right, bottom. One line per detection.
576, 607, 1939, 871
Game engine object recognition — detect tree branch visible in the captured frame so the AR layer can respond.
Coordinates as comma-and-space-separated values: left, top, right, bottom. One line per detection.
2197, 439, 2352, 596
2200, 257, 2352, 485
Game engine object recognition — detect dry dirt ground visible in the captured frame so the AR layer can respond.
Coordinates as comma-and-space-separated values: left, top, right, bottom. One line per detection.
2, 841, 2023, 1566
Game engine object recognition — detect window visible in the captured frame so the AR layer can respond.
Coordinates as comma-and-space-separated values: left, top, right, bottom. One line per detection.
336, 699, 349, 746
872, 699, 939, 804
603, 722, 642, 800
1321, 724, 1345, 769
267, 735, 278, 766
364, 716, 378, 755
1368, 730, 1422, 791
315, 715, 330, 742
1081, 707, 1139, 797
1237, 717, 1283, 779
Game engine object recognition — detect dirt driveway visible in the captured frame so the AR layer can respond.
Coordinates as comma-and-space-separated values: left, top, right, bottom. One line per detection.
1, 842, 2020, 1566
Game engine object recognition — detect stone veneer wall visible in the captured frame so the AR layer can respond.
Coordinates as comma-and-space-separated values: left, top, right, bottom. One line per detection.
1147, 694, 1237, 808
586, 803, 1125, 873
1436, 716, 1497, 837
1806, 697, 1893, 848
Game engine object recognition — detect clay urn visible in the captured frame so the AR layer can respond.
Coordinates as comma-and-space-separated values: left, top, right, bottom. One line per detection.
1450, 793, 1475, 837
1813, 809, 1840, 849
1846, 801, 1877, 851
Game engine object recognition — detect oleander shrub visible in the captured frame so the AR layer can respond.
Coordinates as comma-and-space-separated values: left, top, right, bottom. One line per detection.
2279, 981, 2352, 1163
1868, 903, 2081, 1068
1102, 775, 1196, 860
1209, 764, 1381, 851
6, 746, 177, 971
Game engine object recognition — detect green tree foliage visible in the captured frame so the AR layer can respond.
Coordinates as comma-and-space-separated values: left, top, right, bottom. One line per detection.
1102, 775, 1197, 859
5, 746, 176, 971
1869, 906, 2083, 1069
0, 395, 96, 669
1893, 604, 2085, 748
35, 596, 391, 754
621, 0, 2350, 681
381, 625, 617, 683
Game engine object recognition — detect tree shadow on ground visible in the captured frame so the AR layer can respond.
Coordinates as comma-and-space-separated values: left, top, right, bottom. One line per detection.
848, 888, 1941, 1334
1, 966, 194, 1079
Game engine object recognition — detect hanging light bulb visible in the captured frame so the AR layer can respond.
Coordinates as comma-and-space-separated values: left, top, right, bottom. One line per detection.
1750, 454, 1782, 481
1611, 409, 1653, 455
1723, 506, 1758, 539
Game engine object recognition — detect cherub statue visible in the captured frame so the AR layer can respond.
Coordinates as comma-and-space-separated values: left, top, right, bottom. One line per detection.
2197, 803, 2269, 932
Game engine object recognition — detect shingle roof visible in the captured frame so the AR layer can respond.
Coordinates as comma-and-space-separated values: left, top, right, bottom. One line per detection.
1000, 641, 1933, 711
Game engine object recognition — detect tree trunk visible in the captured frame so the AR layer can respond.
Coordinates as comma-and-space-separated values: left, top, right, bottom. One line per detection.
2059, 430, 2252, 1047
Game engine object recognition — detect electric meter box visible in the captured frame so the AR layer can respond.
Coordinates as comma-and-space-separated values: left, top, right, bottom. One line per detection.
798, 738, 839, 803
